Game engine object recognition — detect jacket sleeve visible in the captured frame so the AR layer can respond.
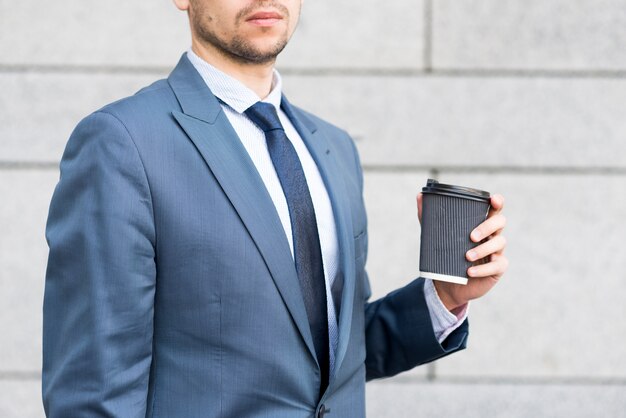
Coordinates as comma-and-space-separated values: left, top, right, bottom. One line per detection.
43, 111, 156, 417
342, 133, 469, 381
364, 276, 469, 380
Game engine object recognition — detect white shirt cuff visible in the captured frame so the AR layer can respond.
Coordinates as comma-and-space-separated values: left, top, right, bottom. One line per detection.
423, 278, 469, 343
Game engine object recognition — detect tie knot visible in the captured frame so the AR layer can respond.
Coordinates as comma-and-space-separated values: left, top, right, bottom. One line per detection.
245, 102, 284, 133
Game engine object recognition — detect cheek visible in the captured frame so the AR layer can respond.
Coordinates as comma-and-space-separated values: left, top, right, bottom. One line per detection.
287, 9, 301, 35
290, 1, 302, 23
199, 1, 230, 26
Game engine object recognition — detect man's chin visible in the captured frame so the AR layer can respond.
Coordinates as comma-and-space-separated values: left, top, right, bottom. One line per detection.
229, 38, 288, 64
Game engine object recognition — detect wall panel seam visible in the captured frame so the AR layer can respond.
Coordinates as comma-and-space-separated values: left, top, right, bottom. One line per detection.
4, 65, 626, 79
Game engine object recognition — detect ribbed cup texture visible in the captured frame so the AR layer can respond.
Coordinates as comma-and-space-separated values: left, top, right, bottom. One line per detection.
420, 194, 490, 279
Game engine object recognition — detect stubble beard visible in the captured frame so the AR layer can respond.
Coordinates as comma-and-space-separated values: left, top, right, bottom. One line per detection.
200, 28, 289, 65
191, 4, 292, 65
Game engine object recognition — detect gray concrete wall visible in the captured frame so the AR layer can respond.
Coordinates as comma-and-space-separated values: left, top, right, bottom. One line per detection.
1, 1, 625, 417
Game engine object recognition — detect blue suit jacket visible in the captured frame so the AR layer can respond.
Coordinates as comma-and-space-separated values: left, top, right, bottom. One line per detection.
43, 55, 468, 417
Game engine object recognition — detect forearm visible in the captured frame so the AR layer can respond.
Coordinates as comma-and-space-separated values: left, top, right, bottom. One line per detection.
364, 278, 469, 381
424, 279, 469, 343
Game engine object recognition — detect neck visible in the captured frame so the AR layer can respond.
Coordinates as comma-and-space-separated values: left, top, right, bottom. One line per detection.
191, 40, 275, 100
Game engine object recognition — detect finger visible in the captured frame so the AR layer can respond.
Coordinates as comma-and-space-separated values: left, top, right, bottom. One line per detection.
468, 256, 509, 278
488, 194, 504, 218
416, 193, 423, 224
466, 235, 506, 262
471, 213, 506, 242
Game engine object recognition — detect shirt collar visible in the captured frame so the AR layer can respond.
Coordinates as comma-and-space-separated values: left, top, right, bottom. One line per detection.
186, 49, 283, 114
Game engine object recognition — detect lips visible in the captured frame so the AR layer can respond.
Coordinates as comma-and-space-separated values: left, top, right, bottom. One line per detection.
246, 10, 284, 26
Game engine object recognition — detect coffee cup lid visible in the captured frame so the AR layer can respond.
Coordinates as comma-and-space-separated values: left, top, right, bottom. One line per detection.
422, 179, 491, 202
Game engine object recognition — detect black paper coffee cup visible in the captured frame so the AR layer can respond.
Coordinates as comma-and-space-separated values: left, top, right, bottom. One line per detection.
419, 179, 491, 285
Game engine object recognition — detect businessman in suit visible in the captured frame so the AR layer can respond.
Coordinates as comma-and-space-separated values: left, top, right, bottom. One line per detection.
43, 0, 508, 416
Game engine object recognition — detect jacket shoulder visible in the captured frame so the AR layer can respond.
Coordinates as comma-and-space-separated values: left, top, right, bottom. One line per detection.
97, 78, 179, 121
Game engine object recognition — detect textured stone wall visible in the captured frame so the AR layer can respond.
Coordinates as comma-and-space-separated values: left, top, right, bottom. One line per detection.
1, 1, 625, 416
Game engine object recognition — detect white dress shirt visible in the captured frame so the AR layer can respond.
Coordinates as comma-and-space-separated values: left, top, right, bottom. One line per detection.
186, 50, 467, 372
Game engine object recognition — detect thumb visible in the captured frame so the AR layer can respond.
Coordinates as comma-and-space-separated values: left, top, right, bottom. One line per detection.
417, 193, 423, 224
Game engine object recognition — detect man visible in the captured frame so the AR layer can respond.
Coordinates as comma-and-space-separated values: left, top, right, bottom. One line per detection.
42, 0, 508, 417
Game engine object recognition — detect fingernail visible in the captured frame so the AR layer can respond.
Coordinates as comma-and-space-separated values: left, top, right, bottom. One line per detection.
467, 250, 477, 261
471, 230, 482, 241
467, 267, 475, 276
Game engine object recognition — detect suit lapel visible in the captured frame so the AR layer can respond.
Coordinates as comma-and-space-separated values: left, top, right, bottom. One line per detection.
281, 97, 357, 380
167, 55, 317, 363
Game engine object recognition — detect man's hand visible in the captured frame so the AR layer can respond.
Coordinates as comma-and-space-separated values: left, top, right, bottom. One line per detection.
417, 193, 509, 312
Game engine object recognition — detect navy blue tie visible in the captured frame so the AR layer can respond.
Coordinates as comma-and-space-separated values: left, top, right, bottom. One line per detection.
245, 102, 329, 394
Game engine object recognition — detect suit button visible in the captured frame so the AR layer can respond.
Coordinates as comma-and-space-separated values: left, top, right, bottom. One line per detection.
318, 404, 330, 418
